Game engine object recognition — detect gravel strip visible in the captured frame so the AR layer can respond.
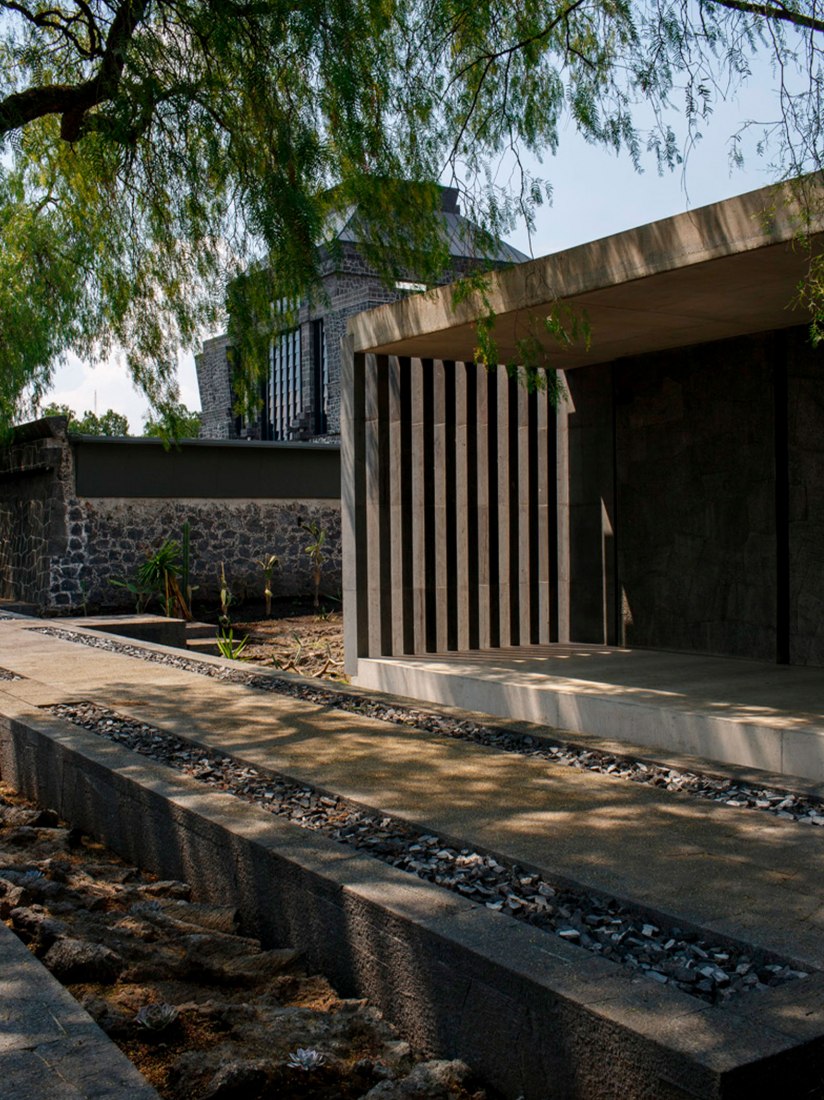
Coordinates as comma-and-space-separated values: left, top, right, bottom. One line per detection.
47, 700, 809, 1006
30, 625, 824, 828
0, 666, 21, 680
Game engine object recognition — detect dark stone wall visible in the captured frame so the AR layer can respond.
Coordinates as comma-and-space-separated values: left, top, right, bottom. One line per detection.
195, 335, 234, 439
613, 335, 777, 661
65, 497, 341, 611
788, 328, 824, 666
564, 365, 617, 645
0, 424, 342, 613
0, 420, 72, 606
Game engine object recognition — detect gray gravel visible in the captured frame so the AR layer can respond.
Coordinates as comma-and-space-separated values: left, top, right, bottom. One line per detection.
48, 700, 810, 1007
31, 625, 824, 829
0, 665, 21, 680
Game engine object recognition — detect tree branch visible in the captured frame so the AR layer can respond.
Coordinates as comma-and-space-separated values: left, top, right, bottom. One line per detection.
0, 0, 150, 140
705, 0, 824, 35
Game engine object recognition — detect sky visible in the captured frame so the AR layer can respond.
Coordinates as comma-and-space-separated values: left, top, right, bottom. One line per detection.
42, 72, 783, 432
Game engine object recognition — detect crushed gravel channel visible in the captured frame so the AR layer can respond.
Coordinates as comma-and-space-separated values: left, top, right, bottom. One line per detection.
29, 625, 824, 828
49, 700, 810, 1007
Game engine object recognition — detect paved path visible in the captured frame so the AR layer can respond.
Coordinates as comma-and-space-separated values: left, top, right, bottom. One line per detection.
1, 616, 824, 980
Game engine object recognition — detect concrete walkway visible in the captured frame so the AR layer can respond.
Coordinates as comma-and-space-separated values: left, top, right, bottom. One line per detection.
2, 616, 824, 970
3, 616, 824, 1096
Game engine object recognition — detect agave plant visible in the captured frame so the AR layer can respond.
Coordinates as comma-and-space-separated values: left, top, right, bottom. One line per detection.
135, 1003, 179, 1032
287, 1047, 326, 1071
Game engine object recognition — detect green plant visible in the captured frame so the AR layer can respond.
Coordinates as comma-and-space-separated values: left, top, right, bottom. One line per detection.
108, 577, 156, 613
300, 521, 326, 609
136, 538, 191, 619
216, 627, 249, 661
256, 554, 280, 617
218, 562, 232, 628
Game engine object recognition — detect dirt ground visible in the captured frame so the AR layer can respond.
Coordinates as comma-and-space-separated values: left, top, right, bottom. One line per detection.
230, 604, 346, 680
0, 781, 488, 1100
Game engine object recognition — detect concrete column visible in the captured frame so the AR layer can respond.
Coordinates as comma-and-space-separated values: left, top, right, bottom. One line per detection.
518, 381, 531, 646
341, 338, 368, 675
556, 371, 570, 644
397, 358, 416, 655
476, 367, 491, 650
537, 387, 551, 645
433, 360, 449, 652
388, 356, 405, 656
497, 368, 512, 648
455, 363, 470, 652
418, 359, 434, 651
364, 356, 383, 655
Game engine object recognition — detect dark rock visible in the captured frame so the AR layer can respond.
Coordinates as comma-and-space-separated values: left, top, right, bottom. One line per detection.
363, 1059, 477, 1098
138, 879, 192, 900
42, 936, 124, 984
201, 1059, 272, 1099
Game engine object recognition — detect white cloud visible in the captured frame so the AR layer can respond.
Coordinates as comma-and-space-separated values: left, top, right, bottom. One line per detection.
44, 347, 204, 434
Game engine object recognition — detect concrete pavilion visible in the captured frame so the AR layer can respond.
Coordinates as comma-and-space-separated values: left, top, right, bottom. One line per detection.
340, 178, 824, 780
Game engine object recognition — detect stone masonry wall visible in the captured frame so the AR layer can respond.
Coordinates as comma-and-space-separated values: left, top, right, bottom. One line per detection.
195, 334, 235, 439
61, 497, 341, 612
0, 421, 73, 607
788, 327, 824, 666
614, 334, 777, 662
1, 424, 341, 614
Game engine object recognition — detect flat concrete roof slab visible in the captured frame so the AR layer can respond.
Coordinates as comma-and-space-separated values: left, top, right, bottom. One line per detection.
349, 179, 824, 366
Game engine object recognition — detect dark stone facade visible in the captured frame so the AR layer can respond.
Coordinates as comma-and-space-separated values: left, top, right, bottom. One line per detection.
788, 328, 824, 666
0, 421, 341, 614
564, 325, 824, 666
197, 189, 525, 443
613, 336, 777, 661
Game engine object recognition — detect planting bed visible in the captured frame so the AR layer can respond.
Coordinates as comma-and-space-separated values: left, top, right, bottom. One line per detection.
0, 781, 488, 1100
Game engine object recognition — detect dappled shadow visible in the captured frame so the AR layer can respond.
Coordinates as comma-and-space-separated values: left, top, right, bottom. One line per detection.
5, 637, 824, 1096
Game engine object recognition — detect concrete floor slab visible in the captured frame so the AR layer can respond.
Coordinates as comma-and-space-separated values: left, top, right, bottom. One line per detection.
354, 644, 824, 781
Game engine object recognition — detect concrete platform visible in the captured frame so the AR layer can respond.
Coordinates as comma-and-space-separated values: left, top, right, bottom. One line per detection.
62, 614, 187, 648
4, 618, 824, 1097
355, 644, 824, 783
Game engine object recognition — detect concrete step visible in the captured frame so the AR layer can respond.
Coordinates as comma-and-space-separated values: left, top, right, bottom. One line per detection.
0, 600, 39, 616
62, 614, 187, 648
185, 621, 219, 640
185, 636, 222, 657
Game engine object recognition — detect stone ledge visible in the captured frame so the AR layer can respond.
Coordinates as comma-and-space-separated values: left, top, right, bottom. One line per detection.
0, 922, 159, 1099
2, 701, 824, 1098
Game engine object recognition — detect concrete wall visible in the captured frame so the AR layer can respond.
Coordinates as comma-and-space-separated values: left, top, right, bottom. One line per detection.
7, 707, 822, 1099
1, 421, 341, 613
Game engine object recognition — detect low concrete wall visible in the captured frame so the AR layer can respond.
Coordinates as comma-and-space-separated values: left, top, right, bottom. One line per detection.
3, 701, 824, 1100
0, 420, 341, 613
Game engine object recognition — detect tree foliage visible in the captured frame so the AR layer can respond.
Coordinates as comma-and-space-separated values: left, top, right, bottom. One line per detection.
40, 400, 130, 434
142, 401, 201, 438
2, 0, 824, 433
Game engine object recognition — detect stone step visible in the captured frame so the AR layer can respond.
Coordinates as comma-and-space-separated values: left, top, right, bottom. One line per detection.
185, 621, 219, 640
185, 636, 222, 657
0, 600, 39, 616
